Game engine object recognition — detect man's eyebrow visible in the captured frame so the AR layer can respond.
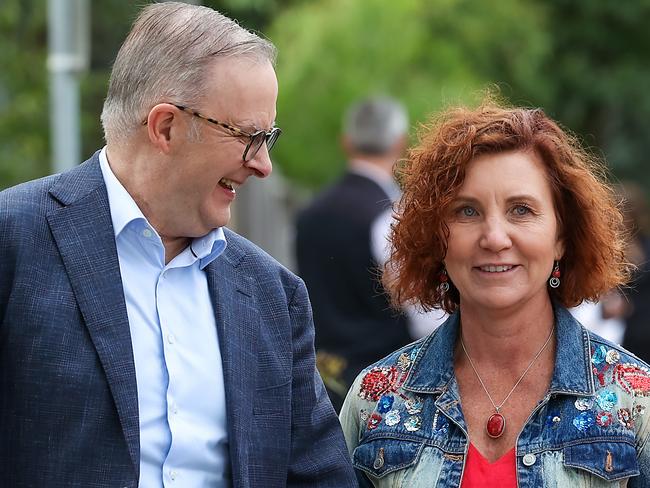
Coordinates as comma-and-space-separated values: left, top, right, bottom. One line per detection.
236, 119, 278, 132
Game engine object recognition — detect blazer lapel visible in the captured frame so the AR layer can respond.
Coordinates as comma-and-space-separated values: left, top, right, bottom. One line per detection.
46, 156, 140, 474
206, 244, 259, 488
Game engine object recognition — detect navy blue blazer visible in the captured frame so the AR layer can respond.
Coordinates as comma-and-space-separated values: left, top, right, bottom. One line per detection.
0, 152, 357, 487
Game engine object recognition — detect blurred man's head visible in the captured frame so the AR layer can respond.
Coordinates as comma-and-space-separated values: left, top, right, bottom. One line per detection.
342, 97, 408, 166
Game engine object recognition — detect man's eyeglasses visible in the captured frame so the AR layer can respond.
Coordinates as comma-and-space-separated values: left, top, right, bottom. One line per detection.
173, 104, 281, 162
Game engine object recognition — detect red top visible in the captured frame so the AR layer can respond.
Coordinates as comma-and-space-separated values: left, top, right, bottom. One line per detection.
461, 443, 517, 488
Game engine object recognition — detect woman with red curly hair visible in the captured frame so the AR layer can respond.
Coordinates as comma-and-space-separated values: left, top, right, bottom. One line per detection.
339, 100, 650, 487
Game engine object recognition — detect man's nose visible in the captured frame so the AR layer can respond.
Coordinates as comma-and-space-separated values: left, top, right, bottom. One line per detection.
244, 144, 273, 178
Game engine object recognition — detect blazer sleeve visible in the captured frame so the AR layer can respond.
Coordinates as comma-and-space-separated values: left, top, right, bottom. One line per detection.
285, 278, 358, 487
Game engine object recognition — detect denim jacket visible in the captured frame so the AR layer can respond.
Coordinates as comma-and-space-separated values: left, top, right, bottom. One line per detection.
340, 306, 650, 487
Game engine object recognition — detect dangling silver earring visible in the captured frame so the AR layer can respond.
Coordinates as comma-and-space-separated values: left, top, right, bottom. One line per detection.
549, 261, 561, 289
439, 268, 450, 293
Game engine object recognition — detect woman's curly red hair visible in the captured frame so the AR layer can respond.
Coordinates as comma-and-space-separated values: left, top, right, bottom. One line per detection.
385, 99, 631, 313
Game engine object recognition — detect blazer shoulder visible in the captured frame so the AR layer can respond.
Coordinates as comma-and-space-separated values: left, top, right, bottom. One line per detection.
222, 227, 301, 286
0, 173, 62, 229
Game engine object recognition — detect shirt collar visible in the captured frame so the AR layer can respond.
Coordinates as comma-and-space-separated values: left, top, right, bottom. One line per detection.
404, 304, 594, 397
99, 147, 146, 238
99, 147, 227, 269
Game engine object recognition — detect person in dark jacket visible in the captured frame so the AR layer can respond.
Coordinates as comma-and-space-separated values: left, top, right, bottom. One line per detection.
295, 97, 412, 411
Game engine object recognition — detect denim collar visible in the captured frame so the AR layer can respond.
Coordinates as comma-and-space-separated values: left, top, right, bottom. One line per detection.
404, 305, 595, 398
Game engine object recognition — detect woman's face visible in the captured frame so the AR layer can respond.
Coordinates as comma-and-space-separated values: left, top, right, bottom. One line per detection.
444, 150, 564, 314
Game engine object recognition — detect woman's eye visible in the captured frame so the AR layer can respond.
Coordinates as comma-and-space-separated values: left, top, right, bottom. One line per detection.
460, 207, 477, 217
513, 205, 531, 216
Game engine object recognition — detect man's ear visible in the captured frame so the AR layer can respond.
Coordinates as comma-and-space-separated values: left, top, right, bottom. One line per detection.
145, 103, 180, 153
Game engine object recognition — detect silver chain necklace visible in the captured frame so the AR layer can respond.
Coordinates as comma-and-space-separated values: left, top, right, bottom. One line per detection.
460, 325, 554, 439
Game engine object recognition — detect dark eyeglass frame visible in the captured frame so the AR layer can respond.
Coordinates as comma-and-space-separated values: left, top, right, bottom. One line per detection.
172, 104, 281, 162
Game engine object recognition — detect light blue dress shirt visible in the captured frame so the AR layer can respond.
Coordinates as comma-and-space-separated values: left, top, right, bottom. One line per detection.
99, 148, 230, 487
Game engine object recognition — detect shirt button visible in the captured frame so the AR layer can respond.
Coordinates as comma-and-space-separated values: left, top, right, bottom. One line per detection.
142, 228, 153, 238
523, 453, 537, 466
167, 333, 175, 344
169, 470, 178, 481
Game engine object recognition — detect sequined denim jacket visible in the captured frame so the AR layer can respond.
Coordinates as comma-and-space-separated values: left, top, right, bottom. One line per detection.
339, 306, 650, 487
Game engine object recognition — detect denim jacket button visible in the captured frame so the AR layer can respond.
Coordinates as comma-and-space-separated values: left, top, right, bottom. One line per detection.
523, 453, 537, 466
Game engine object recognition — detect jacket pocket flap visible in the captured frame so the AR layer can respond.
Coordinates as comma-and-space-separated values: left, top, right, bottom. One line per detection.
353, 437, 424, 479
563, 441, 639, 481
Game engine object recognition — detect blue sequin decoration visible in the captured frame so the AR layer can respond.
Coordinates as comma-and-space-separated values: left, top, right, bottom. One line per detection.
545, 411, 561, 428
596, 390, 618, 412
385, 409, 400, 426
573, 411, 595, 432
405, 396, 423, 414
377, 394, 394, 414
591, 345, 607, 366
409, 347, 420, 362
404, 415, 422, 432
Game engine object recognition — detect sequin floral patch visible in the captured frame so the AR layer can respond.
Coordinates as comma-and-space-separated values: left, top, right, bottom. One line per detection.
633, 404, 646, 419
617, 408, 634, 429
397, 353, 412, 371
596, 390, 618, 411
385, 409, 401, 426
404, 395, 423, 415
614, 363, 650, 397
367, 412, 382, 430
409, 346, 420, 362
592, 345, 607, 366
359, 366, 402, 401
575, 397, 594, 411
595, 411, 613, 427
404, 415, 422, 432
606, 349, 620, 365
376, 395, 394, 414
573, 411, 595, 432
359, 409, 370, 423
545, 411, 562, 428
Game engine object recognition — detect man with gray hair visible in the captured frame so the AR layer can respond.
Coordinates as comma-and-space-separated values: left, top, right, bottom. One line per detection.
295, 96, 413, 412
0, 3, 356, 487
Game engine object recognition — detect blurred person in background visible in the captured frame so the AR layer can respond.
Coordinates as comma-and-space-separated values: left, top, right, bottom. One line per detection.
371, 203, 448, 339
295, 96, 413, 412
0, 3, 356, 487
340, 100, 650, 486
570, 182, 650, 362
620, 182, 650, 361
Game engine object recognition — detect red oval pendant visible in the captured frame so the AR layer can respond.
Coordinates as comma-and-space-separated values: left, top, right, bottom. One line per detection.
486, 413, 505, 438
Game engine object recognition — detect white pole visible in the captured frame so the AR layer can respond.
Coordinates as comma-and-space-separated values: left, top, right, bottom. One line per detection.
47, 0, 89, 173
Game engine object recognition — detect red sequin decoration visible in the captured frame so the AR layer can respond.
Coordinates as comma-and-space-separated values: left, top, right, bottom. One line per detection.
359, 366, 400, 401
367, 412, 382, 430
614, 363, 650, 396
596, 411, 613, 427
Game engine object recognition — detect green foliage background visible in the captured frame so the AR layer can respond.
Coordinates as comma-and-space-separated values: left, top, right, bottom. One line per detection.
1, 0, 650, 193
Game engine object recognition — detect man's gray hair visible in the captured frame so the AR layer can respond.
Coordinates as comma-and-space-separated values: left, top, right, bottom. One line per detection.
101, 2, 276, 144
343, 97, 408, 155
